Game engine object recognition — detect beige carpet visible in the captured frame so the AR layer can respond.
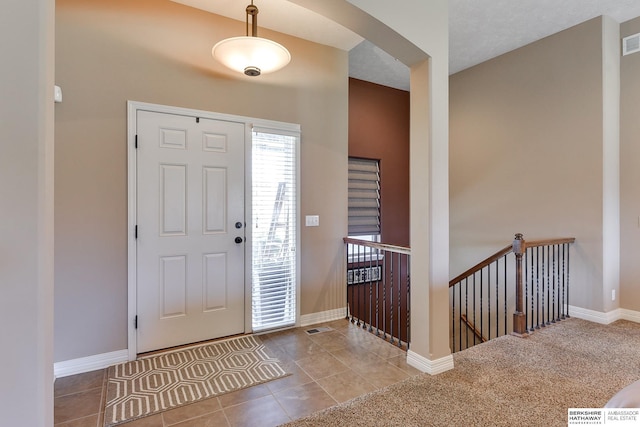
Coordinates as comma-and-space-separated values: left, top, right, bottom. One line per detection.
285, 319, 640, 427
104, 335, 287, 427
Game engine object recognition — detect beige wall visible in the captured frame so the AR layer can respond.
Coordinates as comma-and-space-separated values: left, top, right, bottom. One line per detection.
620, 17, 640, 311
55, 0, 348, 362
450, 17, 616, 312
0, 0, 55, 424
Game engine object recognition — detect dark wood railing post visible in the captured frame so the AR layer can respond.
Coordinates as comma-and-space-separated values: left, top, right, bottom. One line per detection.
512, 233, 528, 336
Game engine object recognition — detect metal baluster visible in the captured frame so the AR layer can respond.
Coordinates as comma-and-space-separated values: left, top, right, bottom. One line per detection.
465, 277, 469, 350
473, 273, 476, 346
397, 252, 402, 347
487, 265, 491, 340
406, 256, 410, 350
495, 260, 499, 340
480, 266, 484, 343
368, 246, 373, 332
503, 254, 507, 337
375, 247, 380, 336
529, 248, 535, 332
382, 253, 387, 340
389, 252, 394, 344
544, 245, 550, 326
354, 245, 364, 326
460, 279, 464, 351
552, 245, 557, 323
535, 246, 541, 329
566, 243, 571, 318
525, 248, 529, 332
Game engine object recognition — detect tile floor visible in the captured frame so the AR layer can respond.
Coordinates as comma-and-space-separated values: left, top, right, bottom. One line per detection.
54, 319, 421, 427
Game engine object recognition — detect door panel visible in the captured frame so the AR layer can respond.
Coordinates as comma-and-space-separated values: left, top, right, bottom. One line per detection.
136, 111, 245, 353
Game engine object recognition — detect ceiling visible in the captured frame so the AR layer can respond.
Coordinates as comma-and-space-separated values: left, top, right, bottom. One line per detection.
173, 0, 640, 91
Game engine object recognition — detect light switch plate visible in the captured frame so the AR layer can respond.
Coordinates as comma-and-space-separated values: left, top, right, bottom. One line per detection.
305, 215, 319, 227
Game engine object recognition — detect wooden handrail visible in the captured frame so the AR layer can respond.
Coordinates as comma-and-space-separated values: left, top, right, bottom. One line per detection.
449, 244, 513, 287
448, 236, 576, 288
525, 237, 576, 248
343, 237, 411, 256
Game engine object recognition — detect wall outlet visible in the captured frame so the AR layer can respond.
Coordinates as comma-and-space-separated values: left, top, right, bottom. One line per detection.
612, 289, 616, 301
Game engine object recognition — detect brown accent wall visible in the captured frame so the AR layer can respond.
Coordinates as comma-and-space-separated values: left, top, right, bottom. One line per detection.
348, 78, 410, 246
620, 17, 640, 311
55, 0, 348, 361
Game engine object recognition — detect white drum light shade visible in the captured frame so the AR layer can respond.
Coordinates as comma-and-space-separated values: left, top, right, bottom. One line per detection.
212, 36, 291, 76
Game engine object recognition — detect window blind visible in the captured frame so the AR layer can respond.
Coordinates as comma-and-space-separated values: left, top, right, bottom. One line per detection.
348, 157, 380, 236
252, 128, 298, 332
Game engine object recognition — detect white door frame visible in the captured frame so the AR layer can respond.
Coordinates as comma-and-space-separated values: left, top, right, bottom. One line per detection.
127, 101, 300, 360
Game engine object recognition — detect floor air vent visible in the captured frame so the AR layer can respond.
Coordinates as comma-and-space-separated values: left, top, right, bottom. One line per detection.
623, 33, 640, 56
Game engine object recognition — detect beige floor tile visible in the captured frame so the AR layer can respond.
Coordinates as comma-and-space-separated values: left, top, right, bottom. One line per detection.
295, 352, 349, 381
218, 382, 271, 408
169, 410, 229, 427
306, 331, 350, 352
265, 362, 313, 394
274, 382, 337, 420
55, 370, 105, 397
223, 395, 290, 427
54, 414, 99, 427
350, 360, 410, 388
316, 369, 377, 403
330, 346, 383, 367
279, 338, 326, 360
118, 413, 164, 426
387, 354, 423, 375
260, 341, 294, 364
358, 336, 406, 359
54, 387, 103, 425
162, 397, 222, 425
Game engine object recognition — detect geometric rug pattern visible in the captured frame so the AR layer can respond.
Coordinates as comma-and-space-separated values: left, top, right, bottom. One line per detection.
104, 335, 288, 426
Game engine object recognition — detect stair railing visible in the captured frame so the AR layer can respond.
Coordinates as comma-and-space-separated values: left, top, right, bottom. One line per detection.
344, 237, 411, 348
449, 233, 575, 352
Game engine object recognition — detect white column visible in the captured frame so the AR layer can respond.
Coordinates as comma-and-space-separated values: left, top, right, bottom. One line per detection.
0, 0, 55, 425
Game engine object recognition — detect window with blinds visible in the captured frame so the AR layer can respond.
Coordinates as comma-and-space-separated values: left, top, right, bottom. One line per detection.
251, 128, 298, 332
348, 157, 381, 237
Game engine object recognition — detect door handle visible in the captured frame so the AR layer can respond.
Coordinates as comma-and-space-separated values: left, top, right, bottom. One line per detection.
235, 237, 244, 244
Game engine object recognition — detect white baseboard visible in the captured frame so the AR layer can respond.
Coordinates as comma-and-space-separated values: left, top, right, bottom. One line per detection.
407, 351, 454, 375
54, 349, 128, 379
619, 308, 640, 323
299, 307, 347, 327
568, 305, 640, 325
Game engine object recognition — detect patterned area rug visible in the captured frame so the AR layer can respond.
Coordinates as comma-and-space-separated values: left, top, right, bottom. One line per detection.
104, 335, 288, 426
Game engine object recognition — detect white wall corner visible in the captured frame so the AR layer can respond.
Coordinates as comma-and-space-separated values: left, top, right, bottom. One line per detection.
54, 350, 128, 379
299, 307, 347, 327
407, 350, 454, 375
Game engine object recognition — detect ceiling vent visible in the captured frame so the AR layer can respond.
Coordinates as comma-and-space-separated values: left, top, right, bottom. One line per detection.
623, 33, 640, 56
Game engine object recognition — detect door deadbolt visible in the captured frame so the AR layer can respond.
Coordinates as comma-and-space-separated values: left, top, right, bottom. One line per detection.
235, 236, 244, 244
235, 222, 243, 229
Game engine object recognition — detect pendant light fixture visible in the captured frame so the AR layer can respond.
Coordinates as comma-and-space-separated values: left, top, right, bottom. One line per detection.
212, 1, 291, 77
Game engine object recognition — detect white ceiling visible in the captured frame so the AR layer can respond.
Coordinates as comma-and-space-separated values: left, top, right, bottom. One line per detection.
173, 0, 640, 90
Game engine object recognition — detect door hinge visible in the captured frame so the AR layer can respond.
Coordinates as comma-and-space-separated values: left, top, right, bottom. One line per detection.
135, 135, 138, 149
135, 315, 138, 329
135, 225, 138, 239
196, 117, 200, 123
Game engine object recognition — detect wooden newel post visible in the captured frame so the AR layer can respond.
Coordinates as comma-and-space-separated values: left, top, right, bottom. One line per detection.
512, 233, 528, 336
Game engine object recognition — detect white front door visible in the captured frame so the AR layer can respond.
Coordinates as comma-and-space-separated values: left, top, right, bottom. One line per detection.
136, 110, 245, 353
